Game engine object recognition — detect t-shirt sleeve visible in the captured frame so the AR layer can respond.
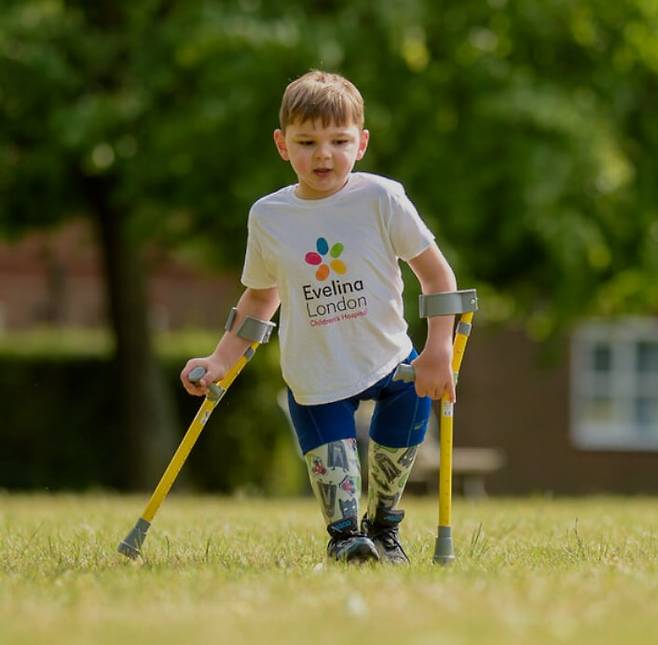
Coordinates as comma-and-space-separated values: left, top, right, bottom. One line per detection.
240, 210, 278, 289
386, 188, 435, 261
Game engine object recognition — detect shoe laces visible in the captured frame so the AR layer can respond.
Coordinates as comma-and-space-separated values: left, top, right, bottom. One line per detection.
329, 531, 359, 548
370, 523, 407, 557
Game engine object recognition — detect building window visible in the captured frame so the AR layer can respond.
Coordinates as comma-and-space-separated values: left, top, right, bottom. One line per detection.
571, 318, 658, 451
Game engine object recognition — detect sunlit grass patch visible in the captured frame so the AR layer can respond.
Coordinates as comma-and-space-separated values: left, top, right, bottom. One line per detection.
0, 494, 656, 645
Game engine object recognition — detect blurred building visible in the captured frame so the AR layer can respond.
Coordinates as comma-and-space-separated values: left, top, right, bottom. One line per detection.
456, 323, 658, 495
0, 220, 239, 331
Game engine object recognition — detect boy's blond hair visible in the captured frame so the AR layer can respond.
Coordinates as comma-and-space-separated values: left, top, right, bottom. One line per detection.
279, 70, 364, 130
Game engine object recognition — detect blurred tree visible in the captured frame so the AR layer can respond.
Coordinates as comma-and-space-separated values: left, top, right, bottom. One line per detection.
1, 0, 658, 487
0, 0, 318, 487
0, 1, 184, 487
340, 0, 658, 338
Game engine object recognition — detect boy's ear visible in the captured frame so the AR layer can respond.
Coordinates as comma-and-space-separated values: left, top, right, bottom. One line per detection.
356, 129, 370, 161
273, 129, 289, 160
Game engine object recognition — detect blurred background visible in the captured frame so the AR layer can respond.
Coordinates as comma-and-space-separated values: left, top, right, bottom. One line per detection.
1, 0, 657, 496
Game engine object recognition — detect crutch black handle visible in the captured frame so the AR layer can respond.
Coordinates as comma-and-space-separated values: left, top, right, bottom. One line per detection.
393, 364, 415, 382
187, 366, 222, 400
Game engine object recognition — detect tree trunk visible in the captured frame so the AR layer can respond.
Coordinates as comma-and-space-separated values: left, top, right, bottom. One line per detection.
84, 175, 178, 489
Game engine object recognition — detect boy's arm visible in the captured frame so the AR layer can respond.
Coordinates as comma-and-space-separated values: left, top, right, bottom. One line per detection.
180, 286, 280, 396
407, 243, 458, 401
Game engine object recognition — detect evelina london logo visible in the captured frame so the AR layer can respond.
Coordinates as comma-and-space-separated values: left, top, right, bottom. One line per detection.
301, 237, 367, 326
304, 237, 347, 281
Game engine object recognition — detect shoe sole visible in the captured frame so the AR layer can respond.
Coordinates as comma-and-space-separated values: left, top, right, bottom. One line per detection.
331, 537, 380, 564
345, 541, 380, 564
373, 542, 410, 564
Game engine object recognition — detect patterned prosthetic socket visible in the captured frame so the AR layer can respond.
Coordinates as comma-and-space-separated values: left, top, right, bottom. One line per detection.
304, 439, 362, 528
367, 440, 418, 520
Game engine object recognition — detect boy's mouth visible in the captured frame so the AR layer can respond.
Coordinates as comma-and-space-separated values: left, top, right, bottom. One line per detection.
313, 168, 332, 177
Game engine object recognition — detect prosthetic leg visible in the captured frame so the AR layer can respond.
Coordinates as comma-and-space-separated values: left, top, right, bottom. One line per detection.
305, 438, 379, 563
394, 289, 478, 564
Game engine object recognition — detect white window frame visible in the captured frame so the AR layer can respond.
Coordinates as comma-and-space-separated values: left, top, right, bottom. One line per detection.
570, 317, 658, 451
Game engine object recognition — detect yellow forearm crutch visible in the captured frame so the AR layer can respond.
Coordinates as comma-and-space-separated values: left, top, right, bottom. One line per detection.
117, 315, 276, 560
393, 289, 478, 564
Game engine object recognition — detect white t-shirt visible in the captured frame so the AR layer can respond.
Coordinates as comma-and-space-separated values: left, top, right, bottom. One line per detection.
241, 172, 435, 405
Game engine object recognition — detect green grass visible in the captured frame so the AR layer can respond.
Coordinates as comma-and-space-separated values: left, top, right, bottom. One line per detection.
1, 494, 657, 644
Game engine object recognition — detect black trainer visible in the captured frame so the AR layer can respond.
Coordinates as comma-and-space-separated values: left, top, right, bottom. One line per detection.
362, 508, 410, 564
326, 517, 379, 564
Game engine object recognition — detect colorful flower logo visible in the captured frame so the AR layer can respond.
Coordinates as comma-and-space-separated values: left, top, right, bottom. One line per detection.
304, 237, 347, 281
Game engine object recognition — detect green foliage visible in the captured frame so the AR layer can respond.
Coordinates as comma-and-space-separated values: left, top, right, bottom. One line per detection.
1, 0, 657, 337
0, 339, 306, 494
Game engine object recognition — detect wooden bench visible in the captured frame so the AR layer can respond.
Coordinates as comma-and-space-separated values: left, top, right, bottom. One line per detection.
277, 392, 505, 498
410, 442, 506, 498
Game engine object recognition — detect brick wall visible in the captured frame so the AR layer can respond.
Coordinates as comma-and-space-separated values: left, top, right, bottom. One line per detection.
0, 220, 241, 331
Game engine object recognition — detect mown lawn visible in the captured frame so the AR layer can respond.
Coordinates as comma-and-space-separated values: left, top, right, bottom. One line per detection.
1, 494, 657, 644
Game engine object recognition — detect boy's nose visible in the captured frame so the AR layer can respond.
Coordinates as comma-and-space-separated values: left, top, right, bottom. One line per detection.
314, 143, 332, 159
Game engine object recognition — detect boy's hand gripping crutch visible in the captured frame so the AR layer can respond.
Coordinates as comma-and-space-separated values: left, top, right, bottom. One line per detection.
393, 289, 478, 564
117, 312, 276, 560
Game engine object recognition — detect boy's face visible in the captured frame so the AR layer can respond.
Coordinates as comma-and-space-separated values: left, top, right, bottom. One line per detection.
273, 119, 369, 199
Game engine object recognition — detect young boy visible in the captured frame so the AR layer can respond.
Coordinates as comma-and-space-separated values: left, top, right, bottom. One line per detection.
181, 70, 457, 564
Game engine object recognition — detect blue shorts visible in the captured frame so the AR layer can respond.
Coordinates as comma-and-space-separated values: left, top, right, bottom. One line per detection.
287, 349, 432, 454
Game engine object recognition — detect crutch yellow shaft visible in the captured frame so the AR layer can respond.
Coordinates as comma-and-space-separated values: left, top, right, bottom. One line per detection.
438, 406, 454, 527
141, 341, 259, 523
141, 397, 215, 523
438, 311, 474, 528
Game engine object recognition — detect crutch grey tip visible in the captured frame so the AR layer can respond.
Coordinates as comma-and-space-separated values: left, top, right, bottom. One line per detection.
433, 526, 455, 565
117, 518, 151, 560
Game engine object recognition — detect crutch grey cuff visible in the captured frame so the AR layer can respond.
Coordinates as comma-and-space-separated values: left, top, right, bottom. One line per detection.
224, 307, 238, 332
224, 307, 276, 343
237, 317, 276, 344
419, 289, 479, 317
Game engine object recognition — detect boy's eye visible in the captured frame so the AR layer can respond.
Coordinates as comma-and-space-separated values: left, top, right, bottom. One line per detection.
298, 140, 314, 146
334, 139, 349, 145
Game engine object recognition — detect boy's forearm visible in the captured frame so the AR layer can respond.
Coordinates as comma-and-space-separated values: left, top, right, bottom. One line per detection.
210, 287, 280, 364
423, 315, 455, 354
408, 244, 458, 352
421, 268, 457, 352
